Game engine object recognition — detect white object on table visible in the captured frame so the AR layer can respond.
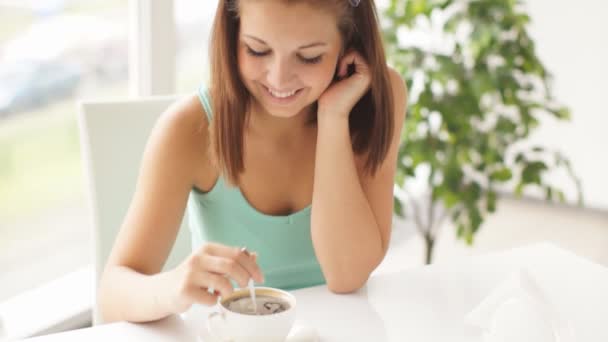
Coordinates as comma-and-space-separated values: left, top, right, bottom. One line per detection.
465, 268, 574, 342
286, 321, 320, 342
18, 242, 608, 342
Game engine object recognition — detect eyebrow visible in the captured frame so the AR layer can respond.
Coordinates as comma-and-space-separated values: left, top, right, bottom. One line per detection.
243, 35, 327, 49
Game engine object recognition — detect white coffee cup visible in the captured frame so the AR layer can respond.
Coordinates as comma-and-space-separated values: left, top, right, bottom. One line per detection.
207, 286, 297, 342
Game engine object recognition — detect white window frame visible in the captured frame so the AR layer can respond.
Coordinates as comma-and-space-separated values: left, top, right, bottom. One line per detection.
129, 0, 177, 96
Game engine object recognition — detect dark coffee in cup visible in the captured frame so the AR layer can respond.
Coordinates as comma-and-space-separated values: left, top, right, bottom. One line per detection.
209, 287, 297, 341
224, 295, 290, 316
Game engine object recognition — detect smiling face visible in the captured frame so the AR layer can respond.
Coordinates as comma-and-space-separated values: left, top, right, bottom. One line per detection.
236, 0, 344, 119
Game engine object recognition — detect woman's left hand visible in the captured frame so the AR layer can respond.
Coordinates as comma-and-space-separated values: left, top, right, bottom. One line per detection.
317, 50, 371, 120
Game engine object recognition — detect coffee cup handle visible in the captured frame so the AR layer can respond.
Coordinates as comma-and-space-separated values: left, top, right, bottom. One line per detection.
207, 311, 231, 342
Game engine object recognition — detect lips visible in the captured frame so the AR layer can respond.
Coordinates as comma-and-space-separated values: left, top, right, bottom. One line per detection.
264, 85, 302, 99
261, 84, 304, 105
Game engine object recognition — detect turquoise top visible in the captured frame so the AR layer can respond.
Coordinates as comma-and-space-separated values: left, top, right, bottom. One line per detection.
186, 86, 326, 290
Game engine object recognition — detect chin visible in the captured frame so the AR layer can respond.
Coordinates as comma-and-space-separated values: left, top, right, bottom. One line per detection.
262, 104, 306, 119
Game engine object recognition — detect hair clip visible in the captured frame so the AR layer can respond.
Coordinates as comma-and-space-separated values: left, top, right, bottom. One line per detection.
349, 0, 361, 7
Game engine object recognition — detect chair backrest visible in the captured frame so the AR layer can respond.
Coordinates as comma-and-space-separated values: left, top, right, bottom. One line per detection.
78, 96, 191, 324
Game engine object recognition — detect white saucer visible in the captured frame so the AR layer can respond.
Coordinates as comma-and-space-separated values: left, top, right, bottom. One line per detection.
199, 319, 319, 342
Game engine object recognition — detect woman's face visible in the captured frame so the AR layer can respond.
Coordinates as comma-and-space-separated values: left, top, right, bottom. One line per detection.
237, 1, 343, 119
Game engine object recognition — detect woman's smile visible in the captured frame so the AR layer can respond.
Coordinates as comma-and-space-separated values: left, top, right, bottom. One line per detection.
261, 83, 305, 106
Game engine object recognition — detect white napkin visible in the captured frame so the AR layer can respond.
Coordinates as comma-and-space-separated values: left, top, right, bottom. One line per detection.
464, 268, 574, 342
286, 320, 320, 342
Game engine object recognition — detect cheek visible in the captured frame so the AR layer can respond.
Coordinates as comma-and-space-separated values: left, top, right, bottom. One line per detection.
238, 50, 263, 80
303, 61, 337, 93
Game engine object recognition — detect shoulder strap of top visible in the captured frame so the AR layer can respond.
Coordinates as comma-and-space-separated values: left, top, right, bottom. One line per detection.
197, 85, 213, 121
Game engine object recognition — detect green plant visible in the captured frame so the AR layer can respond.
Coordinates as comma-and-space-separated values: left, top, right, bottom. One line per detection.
383, 0, 582, 263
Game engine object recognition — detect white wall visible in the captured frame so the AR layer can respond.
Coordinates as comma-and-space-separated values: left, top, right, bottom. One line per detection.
524, 0, 608, 210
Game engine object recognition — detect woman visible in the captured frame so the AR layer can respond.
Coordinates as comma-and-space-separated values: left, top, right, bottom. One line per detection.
99, 0, 407, 323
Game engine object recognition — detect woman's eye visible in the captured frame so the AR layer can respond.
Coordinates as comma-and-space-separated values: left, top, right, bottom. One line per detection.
299, 55, 323, 65
246, 47, 270, 57
246, 45, 323, 65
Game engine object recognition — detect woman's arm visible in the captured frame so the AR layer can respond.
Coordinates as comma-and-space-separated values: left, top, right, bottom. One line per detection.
99, 96, 263, 323
311, 69, 408, 293
98, 95, 207, 323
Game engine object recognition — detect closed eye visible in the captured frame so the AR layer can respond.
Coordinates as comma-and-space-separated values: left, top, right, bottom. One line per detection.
245, 46, 270, 57
245, 46, 323, 65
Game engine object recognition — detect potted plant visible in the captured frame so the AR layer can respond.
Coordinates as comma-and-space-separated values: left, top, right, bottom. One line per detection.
382, 0, 583, 263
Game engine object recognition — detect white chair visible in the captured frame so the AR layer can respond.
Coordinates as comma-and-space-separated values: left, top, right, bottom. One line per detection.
78, 96, 191, 325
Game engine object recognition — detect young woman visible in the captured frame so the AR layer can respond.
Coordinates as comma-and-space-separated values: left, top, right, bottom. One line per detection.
98, 0, 407, 323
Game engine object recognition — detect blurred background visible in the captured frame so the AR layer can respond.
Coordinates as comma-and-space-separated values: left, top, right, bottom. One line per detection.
0, 0, 214, 304
0, 0, 606, 339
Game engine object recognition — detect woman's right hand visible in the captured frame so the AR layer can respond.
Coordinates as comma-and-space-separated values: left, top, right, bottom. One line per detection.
167, 243, 265, 313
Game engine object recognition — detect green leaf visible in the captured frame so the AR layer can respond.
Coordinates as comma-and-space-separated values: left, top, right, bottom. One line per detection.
464, 228, 474, 245
550, 107, 571, 120
468, 205, 482, 232
515, 182, 525, 196
393, 197, 405, 218
456, 224, 465, 238
521, 161, 548, 185
487, 190, 497, 212
490, 168, 512, 181
443, 191, 460, 209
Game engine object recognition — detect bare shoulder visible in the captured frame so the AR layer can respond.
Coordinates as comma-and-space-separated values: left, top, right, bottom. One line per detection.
151, 93, 210, 162
387, 66, 408, 125
157, 93, 209, 146
139, 93, 215, 189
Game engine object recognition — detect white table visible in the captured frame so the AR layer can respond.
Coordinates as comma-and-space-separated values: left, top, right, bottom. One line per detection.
21, 242, 608, 341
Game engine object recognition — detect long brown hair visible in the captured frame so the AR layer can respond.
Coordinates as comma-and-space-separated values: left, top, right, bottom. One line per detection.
208, 0, 394, 186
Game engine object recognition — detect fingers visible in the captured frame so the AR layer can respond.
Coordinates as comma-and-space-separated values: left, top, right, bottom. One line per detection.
234, 248, 264, 283
338, 54, 352, 78
200, 243, 265, 284
184, 270, 234, 306
193, 270, 234, 299
188, 286, 219, 306
202, 254, 251, 288
338, 51, 355, 78
338, 50, 369, 79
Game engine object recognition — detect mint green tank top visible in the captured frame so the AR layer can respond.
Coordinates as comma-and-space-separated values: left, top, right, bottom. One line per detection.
186, 86, 326, 290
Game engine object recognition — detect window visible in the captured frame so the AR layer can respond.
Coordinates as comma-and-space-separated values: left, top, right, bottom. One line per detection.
0, 0, 129, 302
175, 0, 217, 94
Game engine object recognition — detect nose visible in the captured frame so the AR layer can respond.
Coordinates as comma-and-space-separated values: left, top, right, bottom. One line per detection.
266, 57, 295, 90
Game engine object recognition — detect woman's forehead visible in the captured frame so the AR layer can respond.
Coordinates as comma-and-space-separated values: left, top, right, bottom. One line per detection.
238, 1, 341, 47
